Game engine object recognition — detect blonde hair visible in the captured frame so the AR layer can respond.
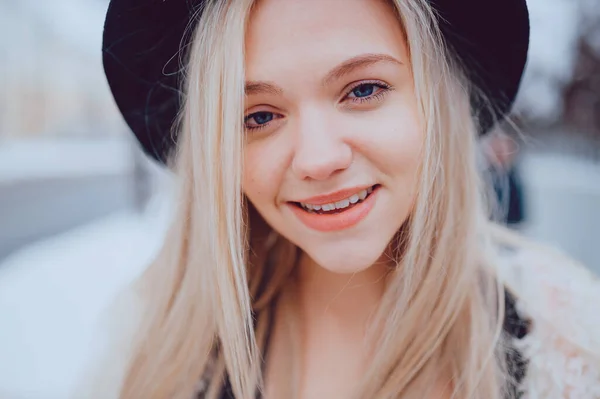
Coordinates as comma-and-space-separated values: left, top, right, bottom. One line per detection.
117, 1, 516, 398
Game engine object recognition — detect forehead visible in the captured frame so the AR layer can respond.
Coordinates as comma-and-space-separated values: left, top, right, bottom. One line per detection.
245, 0, 407, 79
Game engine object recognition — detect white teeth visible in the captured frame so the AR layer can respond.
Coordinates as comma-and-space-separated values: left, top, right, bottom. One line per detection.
299, 186, 375, 212
335, 199, 350, 209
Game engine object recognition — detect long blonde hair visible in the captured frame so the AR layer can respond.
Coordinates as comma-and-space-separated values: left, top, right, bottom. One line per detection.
118, 1, 514, 398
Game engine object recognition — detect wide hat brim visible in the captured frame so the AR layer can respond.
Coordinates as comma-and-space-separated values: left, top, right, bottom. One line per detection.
102, 0, 530, 165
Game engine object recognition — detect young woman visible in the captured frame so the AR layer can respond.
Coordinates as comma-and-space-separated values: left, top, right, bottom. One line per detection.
94, 0, 600, 398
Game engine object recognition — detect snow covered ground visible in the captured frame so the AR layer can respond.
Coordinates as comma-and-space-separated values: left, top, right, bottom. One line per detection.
0, 192, 172, 399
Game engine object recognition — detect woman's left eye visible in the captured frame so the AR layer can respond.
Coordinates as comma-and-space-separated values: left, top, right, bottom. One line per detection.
350, 84, 376, 98
344, 82, 392, 103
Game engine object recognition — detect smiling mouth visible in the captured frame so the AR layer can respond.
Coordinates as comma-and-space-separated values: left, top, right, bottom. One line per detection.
292, 185, 380, 214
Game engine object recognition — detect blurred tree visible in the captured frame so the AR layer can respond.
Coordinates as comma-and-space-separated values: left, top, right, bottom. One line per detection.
513, 0, 600, 160
563, 0, 600, 141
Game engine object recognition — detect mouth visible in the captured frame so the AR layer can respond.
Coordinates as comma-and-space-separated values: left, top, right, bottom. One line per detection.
287, 185, 381, 232
291, 184, 380, 214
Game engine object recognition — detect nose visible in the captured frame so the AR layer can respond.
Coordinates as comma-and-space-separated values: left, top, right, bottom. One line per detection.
291, 107, 353, 181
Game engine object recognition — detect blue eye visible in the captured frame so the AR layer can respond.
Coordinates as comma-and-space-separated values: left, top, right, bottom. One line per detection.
344, 81, 392, 104
245, 111, 276, 131
249, 111, 273, 125
351, 84, 376, 98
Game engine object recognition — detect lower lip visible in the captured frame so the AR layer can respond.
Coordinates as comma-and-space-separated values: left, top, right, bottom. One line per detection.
288, 187, 379, 232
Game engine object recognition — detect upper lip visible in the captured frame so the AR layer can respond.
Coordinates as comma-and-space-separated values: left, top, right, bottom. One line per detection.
292, 185, 375, 205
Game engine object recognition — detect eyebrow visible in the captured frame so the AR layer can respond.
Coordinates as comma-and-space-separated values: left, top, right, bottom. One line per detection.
322, 53, 403, 87
245, 81, 283, 96
244, 53, 403, 96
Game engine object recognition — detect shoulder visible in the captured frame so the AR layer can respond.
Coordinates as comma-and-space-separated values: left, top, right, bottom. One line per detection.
494, 232, 600, 398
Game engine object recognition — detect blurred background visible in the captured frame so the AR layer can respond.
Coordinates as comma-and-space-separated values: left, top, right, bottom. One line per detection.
0, 0, 598, 397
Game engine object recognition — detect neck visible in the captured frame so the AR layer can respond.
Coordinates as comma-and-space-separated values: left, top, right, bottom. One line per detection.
295, 252, 390, 337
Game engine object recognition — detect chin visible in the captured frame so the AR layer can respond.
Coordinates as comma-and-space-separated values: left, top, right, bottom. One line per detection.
303, 240, 390, 275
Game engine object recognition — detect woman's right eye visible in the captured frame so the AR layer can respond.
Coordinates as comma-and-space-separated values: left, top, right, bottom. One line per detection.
245, 111, 277, 131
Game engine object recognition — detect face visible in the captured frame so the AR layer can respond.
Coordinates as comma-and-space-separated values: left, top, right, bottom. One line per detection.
243, 0, 423, 274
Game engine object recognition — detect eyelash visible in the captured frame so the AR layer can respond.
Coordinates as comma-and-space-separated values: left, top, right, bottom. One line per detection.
244, 113, 277, 133
344, 80, 393, 104
244, 80, 393, 132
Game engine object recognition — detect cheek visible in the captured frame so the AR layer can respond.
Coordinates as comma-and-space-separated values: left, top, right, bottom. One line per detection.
379, 123, 423, 179
350, 96, 424, 176
242, 140, 287, 207
243, 146, 266, 204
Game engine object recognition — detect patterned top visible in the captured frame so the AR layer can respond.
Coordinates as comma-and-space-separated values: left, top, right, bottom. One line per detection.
198, 244, 600, 399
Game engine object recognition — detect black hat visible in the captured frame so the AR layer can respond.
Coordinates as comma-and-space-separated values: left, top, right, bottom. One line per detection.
102, 0, 530, 164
